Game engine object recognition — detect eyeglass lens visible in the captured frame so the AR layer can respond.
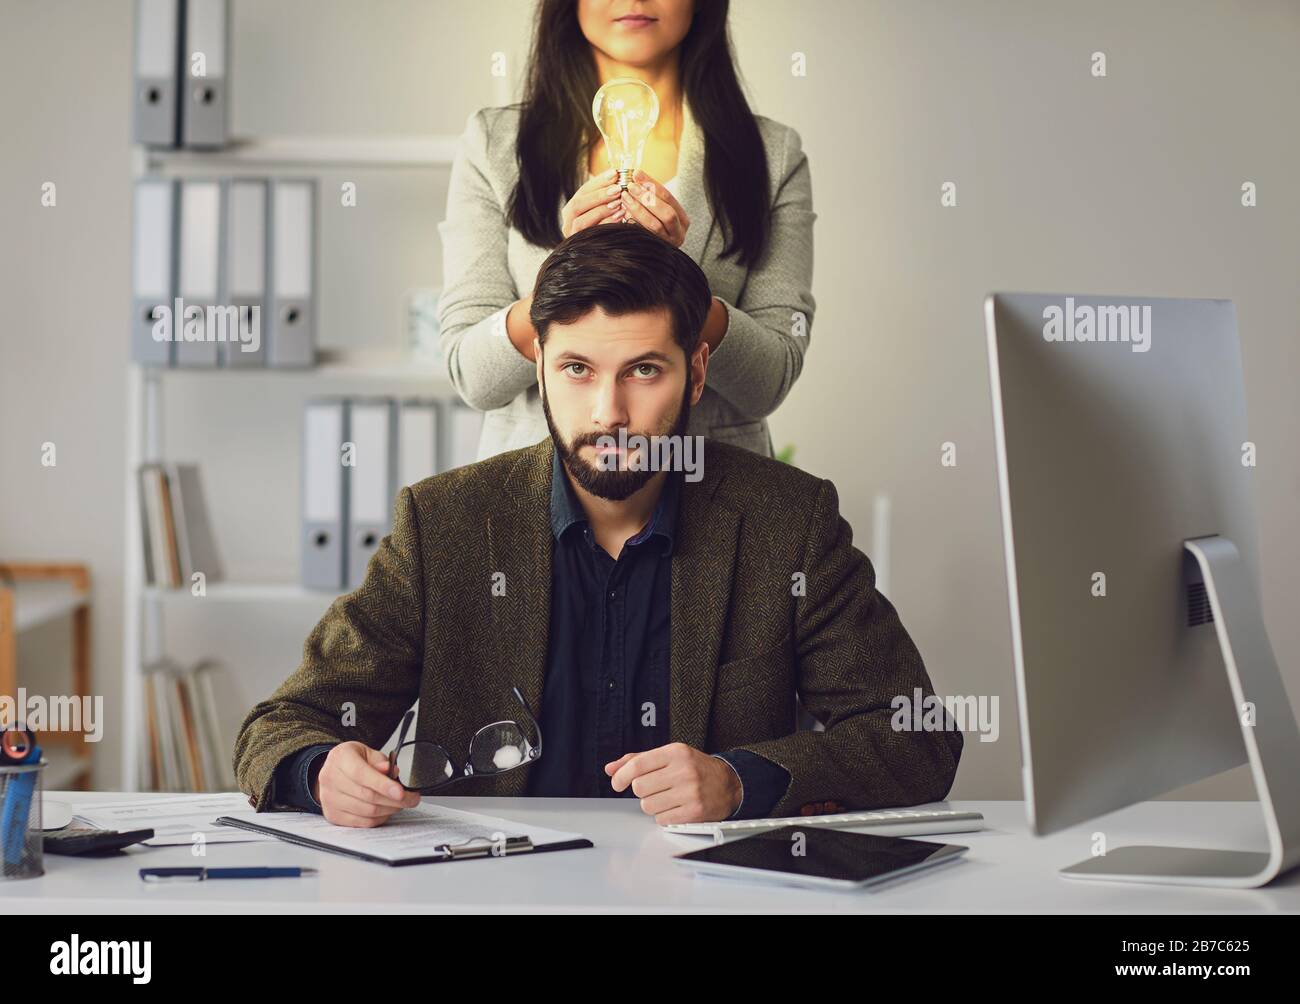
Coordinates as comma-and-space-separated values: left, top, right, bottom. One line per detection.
392, 721, 532, 790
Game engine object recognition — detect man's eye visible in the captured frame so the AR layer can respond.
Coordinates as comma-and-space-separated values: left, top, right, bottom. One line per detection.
631, 364, 660, 378
564, 363, 588, 377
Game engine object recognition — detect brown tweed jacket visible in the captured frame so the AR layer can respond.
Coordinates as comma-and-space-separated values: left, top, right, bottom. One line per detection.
234, 437, 962, 815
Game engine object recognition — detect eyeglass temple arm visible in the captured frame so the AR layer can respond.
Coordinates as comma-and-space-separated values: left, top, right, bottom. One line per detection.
511, 686, 542, 756
389, 709, 417, 776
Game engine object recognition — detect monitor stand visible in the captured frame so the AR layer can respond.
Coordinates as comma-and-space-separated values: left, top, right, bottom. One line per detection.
1060, 535, 1300, 887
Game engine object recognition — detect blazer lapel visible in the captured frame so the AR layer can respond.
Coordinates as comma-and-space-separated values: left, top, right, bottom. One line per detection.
669, 457, 739, 751
485, 439, 554, 796
672, 100, 712, 266
482, 438, 737, 786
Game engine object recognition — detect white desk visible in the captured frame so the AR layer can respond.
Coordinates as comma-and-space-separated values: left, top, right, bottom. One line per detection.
4, 794, 1298, 913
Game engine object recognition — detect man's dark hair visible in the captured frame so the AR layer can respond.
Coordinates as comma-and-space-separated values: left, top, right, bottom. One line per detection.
529, 225, 713, 356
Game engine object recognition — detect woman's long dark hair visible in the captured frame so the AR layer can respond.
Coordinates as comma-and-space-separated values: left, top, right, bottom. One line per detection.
506, 0, 770, 268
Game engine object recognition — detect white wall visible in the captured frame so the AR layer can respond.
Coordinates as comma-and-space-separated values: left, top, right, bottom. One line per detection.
741, 0, 1300, 800
1, 1, 1296, 800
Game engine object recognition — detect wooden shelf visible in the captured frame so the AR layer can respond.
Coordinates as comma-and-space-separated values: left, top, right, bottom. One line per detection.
43, 758, 92, 791
0, 564, 94, 792
6, 580, 89, 634
40, 732, 93, 750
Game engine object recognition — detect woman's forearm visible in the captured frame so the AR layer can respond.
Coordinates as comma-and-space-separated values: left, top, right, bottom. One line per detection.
701, 296, 729, 352
506, 294, 538, 362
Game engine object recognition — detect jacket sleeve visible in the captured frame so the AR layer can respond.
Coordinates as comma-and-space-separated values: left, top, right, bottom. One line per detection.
732, 479, 963, 815
436, 108, 537, 412
703, 124, 817, 420
270, 743, 335, 813
233, 487, 426, 811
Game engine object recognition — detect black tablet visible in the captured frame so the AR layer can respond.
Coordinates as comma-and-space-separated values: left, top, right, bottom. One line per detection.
674, 824, 968, 889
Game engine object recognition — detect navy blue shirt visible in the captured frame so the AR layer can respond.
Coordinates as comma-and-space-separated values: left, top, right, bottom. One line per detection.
273, 449, 790, 819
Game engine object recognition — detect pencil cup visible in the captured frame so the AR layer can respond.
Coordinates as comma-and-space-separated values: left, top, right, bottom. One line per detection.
0, 761, 45, 880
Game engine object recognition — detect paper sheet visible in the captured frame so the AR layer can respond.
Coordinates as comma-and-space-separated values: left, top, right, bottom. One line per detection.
215, 802, 587, 863
74, 792, 277, 845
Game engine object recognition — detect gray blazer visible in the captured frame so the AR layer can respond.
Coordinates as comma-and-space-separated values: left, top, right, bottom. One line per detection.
437, 101, 817, 460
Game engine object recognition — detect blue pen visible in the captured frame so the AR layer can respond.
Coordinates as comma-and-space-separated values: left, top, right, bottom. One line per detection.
140, 866, 318, 882
1, 737, 41, 870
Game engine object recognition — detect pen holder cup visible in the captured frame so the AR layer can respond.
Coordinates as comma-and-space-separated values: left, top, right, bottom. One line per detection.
0, 761, 45, 880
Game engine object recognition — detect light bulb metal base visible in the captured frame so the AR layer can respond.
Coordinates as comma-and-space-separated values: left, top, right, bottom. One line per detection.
617, 168, 634, 192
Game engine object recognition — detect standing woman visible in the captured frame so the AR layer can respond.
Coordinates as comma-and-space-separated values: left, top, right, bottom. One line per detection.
438, 0, 815, 460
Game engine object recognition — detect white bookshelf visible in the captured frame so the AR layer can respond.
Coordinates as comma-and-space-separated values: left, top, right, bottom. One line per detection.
150, 348, 452, 382
137, 134, 460, 176
143, 581, 341, 603
122, 138, 463, 792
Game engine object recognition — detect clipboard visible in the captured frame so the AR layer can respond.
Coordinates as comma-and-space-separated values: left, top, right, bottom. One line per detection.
214, 806, 593, 867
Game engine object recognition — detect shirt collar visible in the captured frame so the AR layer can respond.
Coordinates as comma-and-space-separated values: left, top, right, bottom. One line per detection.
550, 446, 681, 557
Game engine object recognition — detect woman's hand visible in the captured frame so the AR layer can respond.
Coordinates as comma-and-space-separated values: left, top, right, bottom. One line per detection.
561, 168, 627, 238
619, 168, 690, 249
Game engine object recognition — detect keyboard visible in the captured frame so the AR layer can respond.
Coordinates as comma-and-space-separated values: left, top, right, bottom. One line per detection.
664, 808, 985, 842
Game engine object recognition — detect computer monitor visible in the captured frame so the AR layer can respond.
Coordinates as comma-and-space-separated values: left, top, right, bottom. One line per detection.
985, 292, 1300, 887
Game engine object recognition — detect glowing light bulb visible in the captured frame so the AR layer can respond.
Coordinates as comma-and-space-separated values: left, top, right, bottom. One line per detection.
592, 77, 659, 193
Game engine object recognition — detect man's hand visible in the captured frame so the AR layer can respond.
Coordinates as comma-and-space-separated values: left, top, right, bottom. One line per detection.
605, 742, 741, 825
313, 741, 421, 828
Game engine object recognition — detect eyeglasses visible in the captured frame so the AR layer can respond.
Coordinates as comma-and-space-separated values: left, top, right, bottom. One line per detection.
386, 686, 542, 794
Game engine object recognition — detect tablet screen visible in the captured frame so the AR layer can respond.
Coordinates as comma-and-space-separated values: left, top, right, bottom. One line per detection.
675, 825, 965, 884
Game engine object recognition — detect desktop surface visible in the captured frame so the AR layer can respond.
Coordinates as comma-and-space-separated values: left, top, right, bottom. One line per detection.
4, 795, 1298, 914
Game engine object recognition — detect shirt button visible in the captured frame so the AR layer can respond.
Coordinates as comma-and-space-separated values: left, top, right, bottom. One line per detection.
606, 679, 615, 691
608, 590, 616, 600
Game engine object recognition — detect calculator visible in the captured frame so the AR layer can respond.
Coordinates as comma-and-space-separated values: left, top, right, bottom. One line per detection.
43, 827, 155, 856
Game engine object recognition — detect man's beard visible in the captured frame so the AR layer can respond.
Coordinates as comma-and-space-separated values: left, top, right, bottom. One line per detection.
541, 367, 692, 502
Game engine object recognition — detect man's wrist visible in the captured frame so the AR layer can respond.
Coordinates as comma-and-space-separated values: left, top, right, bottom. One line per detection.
715, 749, 791, 820
306, 748, 329, 808
712, 753, 744, 818
270, 743, 335, 814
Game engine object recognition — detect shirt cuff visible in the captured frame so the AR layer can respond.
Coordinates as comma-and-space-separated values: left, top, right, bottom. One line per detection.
488, 304, 510, 341
271, 743, 336, 813
486, 304, 535, 370
713, 749, 791, 820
